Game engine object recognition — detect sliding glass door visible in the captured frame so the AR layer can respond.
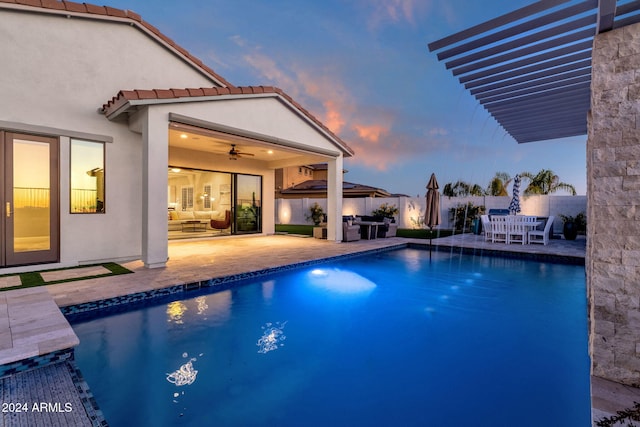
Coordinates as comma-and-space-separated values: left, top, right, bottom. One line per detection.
234, 174, 262, 234
167, 168, 262, 239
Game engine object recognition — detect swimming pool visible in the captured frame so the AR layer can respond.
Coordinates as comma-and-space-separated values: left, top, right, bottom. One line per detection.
70, 249, 590, 426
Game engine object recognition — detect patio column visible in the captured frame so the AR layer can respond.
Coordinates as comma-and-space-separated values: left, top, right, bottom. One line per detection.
141, 108, 169, 268
588, 21, 640, 385
326, 155, 343, 241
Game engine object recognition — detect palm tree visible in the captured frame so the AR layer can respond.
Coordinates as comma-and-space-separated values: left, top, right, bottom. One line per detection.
486, 172, 512, 196
519, 169, 577, 195
443, 181, 486, 197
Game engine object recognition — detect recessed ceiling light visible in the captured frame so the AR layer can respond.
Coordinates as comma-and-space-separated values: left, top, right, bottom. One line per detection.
180, 134, 188, 139
170, 168, 181, 173
267, 150, 274, 154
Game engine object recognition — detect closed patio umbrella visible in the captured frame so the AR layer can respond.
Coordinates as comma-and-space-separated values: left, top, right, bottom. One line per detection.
509, 174, 521, 215
424, 173, 441, 258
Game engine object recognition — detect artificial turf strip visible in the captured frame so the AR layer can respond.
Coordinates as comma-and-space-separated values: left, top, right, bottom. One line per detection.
20, 272, 45, 287
0, 262, 134, 292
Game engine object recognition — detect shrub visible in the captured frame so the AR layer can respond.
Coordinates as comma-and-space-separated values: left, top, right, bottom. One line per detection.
449, 203, 485, 232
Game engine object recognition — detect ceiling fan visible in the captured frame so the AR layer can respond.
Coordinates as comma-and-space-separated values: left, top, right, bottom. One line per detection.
228, 144, 254, 160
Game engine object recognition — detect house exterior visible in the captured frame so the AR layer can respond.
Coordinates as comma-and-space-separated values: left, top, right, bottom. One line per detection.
0, 1, 353, 271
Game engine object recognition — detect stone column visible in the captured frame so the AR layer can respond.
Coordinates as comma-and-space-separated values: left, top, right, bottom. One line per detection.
326, 155, 344, 241
141, 108, 169, 268
589, 22, 640, 384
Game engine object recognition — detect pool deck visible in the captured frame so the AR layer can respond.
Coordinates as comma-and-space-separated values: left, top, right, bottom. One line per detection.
0, 233, 638, 426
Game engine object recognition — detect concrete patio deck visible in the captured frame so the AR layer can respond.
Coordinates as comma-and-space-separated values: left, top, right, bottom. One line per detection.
0, 233, 637, 426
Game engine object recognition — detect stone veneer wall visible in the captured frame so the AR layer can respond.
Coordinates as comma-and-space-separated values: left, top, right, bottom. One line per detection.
589, 21, 640, 384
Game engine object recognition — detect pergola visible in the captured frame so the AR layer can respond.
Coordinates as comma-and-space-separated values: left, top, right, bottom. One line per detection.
428, 0, 640, 144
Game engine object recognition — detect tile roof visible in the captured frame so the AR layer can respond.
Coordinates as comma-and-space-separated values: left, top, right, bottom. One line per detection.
280, 180, 391, 197
101, 86, 355, 156
0, 0, 233, 88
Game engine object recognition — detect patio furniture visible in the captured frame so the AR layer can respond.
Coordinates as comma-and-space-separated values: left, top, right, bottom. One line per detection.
507, 217, 528, 244
491, 215, 509, 243
528, 216, 555, 245
376, 218, 398, 238
313, 226, 328, 239
480, 215, 493, 242
342, 221, 361, 242
354, 220, 384, 240
385, 221, 398, 238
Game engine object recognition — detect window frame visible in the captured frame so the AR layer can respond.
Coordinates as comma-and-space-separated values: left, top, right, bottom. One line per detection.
70, 138, 106, 214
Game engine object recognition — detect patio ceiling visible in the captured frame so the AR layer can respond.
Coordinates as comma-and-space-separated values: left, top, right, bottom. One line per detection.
428, 0, 640, 143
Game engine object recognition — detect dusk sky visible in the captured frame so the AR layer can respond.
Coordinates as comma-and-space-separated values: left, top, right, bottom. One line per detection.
106, 0, 587, 196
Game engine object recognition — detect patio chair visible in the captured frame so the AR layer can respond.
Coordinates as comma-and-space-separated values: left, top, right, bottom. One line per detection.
342, 217, 361, 242
508, 217, 527, 245
491, 216, 509, 243
480, 215, 493, 242
528, 215, 554, 245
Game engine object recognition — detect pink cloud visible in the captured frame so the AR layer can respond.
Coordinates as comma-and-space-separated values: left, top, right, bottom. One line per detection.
238, 40, 449, 171
353, 123, 388, 144
365, 0, 431, 29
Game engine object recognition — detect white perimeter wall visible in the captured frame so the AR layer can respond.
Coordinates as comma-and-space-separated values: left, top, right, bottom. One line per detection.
276, 195, 587, 234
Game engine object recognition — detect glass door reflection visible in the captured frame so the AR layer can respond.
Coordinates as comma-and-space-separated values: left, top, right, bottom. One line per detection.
234, 174, 261, 234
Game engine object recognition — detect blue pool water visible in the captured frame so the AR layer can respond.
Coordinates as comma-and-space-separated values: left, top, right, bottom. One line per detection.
71, 249, 590, 426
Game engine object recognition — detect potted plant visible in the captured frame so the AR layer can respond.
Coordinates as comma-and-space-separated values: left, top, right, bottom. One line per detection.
371, 203, 399, 221
560, 212, 586, 241
307, 202, 325, 226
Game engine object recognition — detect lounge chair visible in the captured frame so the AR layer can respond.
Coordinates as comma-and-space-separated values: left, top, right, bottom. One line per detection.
528, 215, 554, 245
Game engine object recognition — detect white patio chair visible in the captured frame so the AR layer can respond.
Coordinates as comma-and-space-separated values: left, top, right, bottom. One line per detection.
481, 215, 493, 242
491, 216, 508, 243
528, 215, 555, 245
508, 216, 527, 245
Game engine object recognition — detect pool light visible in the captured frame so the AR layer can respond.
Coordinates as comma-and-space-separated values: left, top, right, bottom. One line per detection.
308, 268, 377, 295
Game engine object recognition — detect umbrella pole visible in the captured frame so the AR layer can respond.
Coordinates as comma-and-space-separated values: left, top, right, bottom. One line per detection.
429, 226, 433, 260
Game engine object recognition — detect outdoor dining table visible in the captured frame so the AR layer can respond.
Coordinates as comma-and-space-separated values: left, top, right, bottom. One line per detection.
490, 216, 541, 244
354, 220, 385, 240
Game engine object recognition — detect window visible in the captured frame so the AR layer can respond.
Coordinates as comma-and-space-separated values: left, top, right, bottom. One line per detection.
70, 139, 105, 213
203, 184, 212, 209
181, 186, 194, 210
